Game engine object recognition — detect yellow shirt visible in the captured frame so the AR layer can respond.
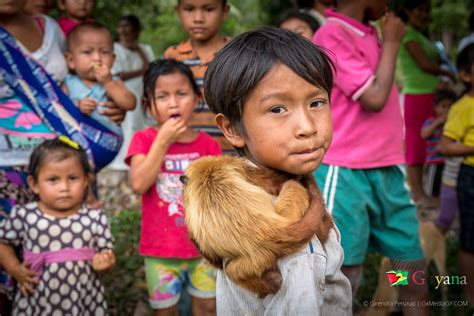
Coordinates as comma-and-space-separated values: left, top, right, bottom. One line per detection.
443, 95, 474, 166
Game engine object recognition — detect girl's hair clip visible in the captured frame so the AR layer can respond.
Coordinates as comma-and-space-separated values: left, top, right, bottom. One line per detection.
58, 135, 80, 150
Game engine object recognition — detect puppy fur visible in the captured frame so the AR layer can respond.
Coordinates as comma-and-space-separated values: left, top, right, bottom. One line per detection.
182, 155, 333, 297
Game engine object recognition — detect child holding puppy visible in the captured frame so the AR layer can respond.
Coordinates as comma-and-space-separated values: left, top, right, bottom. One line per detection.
204, 26, 351, 315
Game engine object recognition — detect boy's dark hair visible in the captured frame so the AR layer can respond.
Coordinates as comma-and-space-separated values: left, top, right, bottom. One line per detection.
434, 89, 458, 106
177, 0, 227, 6
456, 43, 474, 90
396, 0, 430, 23
142, 59, 201, 113
277, 10, 320, 33
67, 22, 113, 51
28, 138, 91, 181
204, 26, 334, 155
119, 15, 141, 32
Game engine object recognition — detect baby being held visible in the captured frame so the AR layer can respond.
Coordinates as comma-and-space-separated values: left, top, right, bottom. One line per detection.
64, 23, 136, 136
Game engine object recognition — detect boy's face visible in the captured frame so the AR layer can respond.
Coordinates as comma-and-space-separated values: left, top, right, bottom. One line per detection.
66, 29, 115, 84
219, 64, 332, 175
176, 0, 229, 43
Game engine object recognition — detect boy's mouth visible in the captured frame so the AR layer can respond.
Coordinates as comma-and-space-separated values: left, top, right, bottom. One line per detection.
170, 114, 181, 119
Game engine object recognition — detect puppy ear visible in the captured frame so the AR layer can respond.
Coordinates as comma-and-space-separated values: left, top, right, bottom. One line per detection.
216, 113, 246, 148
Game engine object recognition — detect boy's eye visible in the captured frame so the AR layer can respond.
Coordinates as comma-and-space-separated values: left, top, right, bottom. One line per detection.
310, 100, 326, 108
47, 177, 58, 182
270, 106, 285, 114
205, 6, 216, 12
178, 91, 188, 96
183, 6, 194, 11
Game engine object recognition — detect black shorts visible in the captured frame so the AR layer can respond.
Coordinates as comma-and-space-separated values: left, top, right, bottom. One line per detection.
457, 164, 474, 252
423, 163, 444, 197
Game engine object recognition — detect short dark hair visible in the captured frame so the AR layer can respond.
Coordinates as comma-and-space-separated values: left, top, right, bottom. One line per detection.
67, 22, 113, 51
177, 0, 227, 6
457, 43, 474, 90
434, 89, 457, 106
277, 10, 320, 33
119, 15, 141, 32
142, 59, 201, 113
204, 26, 334, 132
28, 137, 91, 181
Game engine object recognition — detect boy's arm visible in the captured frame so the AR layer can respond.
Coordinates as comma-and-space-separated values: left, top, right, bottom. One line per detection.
420, 118, 444, 139
103, 80, 136, 111
94, 64, 136, 111
359, 12, 406, 112
438, 136, 474, 156
129, 118, 187, 194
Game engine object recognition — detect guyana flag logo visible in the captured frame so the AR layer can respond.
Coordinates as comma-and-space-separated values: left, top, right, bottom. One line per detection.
386, 270, 408, 286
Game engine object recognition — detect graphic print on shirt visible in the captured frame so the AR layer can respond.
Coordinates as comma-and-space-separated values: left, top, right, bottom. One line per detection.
155, 152, 200, 221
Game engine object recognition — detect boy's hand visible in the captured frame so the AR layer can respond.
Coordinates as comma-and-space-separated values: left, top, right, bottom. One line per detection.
11, 262, 38, 296
92, 250, 116, 272
380, 12, 406, 44
78, 98, 98, 116
93, 63, 113, 84
157, 117, 187, 146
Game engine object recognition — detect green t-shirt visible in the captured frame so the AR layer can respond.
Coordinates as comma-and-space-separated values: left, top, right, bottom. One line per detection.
397, 26, 440, 94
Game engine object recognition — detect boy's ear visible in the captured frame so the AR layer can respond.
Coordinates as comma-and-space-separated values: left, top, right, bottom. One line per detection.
215, 113, 245, 148
222, 4, 230, 20
27, 176, 39, 195
459, 69, 472, 83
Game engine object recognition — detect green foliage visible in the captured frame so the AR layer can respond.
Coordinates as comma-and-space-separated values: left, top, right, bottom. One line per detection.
102, 209, 148, 316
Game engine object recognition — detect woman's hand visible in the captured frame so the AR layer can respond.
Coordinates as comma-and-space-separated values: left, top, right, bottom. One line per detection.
100, 101, 126, 124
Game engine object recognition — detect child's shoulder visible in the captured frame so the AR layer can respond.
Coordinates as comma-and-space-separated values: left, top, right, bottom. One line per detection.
10, 202, 38, 219
450, 95, 474, 113
163, 39, 194, 59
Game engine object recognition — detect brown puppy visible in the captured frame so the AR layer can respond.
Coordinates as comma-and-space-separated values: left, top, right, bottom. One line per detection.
181, 155, 333, 297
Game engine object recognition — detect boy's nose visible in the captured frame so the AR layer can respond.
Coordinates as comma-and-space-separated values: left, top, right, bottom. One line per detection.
193, 9, 205, 23
295, 110, 317, 138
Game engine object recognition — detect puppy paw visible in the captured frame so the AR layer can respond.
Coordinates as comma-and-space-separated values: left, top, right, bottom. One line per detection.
261, 268, 282, 295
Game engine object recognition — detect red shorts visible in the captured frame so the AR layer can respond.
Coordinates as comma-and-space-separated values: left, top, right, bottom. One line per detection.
403, 93, 435, 166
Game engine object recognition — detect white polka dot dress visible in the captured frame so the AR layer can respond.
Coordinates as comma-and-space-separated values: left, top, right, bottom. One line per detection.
0, 202, 114, 315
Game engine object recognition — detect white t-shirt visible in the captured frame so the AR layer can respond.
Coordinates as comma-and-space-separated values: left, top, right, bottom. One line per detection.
108, 42, 155, 170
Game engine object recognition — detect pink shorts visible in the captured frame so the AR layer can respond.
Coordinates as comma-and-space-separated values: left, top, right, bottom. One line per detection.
403, 93, 435, 166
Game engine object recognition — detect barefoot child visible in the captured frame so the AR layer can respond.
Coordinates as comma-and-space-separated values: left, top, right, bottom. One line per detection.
64, 23, 136, 138
204, 26, 351, 315
0, 137, 115, 314
127, 59, 221, 315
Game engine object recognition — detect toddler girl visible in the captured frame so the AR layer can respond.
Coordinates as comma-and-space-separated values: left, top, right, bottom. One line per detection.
0, 136, 115, 315
126, 59, 221, 315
